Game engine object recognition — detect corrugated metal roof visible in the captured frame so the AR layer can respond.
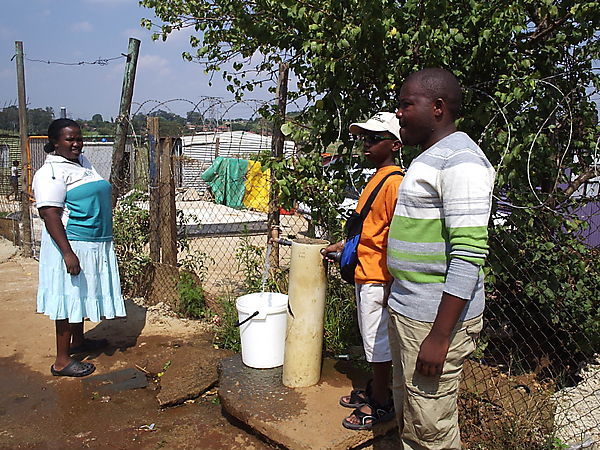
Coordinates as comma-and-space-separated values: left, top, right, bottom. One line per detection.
180, 131, 296, 191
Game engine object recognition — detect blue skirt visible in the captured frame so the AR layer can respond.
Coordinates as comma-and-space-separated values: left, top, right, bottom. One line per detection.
37, 229, 126, 323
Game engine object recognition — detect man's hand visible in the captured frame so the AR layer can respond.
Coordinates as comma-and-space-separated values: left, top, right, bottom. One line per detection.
63, 251, 81, 275
320, 241, 344, 262
416, 331, 450, 377
416, 292, 468, 377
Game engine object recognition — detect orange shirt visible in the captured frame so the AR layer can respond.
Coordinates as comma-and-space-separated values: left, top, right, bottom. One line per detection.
354, 165, 404, 284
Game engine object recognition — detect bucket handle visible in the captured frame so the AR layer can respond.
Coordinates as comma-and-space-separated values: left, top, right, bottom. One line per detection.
234, 310, 259, 327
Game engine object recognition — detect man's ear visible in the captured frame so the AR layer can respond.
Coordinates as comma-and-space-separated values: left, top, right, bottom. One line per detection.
433, 98, 445, 118
392, 140, 402, 151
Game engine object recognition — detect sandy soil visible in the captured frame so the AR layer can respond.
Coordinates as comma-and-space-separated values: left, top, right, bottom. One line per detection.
0, 237, 399, 450
0, 237, 274, 450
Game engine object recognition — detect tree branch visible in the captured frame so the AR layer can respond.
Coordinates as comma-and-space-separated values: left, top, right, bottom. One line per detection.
520, 12, 571, 47
562, 167, 598, 198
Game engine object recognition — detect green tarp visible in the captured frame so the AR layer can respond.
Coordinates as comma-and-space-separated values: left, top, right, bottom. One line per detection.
200, 157, 249, 208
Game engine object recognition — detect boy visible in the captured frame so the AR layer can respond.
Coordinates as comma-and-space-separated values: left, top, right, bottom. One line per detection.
387, 68, 495, 449
322, 111, 404, 430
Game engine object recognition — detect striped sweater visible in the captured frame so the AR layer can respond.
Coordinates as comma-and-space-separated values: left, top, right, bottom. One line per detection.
387, 132, 496, 322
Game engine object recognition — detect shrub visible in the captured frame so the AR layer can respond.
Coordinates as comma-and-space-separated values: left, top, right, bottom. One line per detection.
213, 295, 241, 353
177, 271, 206, 319
113, 190, 151, 296
485, 208, 600, 382
323, 268, 361, 355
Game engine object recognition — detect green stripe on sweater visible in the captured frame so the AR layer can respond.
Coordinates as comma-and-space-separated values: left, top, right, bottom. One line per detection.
388, 269, 446, 284
454, 254, 486, 266
389, 216, 447, 243
447, 226, 489, 249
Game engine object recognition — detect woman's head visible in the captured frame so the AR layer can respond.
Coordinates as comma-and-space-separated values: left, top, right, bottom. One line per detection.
44, 119, 83, 160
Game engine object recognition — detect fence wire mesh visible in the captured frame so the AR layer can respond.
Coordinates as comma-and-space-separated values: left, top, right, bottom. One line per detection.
1, 107, 598, 450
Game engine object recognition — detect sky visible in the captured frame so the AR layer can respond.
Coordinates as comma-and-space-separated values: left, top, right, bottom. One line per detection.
0, 0, 277, 121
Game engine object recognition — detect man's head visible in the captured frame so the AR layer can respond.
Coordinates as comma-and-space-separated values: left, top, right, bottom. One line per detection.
349, 112, 402, 167
396, 68, 462, 148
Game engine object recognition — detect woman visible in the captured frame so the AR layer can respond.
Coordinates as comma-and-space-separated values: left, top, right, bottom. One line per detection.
33, 118, 126, 377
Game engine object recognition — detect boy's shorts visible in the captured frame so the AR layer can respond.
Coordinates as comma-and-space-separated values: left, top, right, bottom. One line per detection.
355, 282, 392, 363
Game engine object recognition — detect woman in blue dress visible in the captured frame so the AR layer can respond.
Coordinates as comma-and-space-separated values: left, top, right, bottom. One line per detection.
33, 119, 126, 377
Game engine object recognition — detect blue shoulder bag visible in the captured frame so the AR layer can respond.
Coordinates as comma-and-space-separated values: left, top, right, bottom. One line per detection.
339, 171, 404, 285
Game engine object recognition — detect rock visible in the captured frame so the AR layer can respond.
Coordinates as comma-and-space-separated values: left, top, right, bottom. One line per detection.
156, 333, 233, 407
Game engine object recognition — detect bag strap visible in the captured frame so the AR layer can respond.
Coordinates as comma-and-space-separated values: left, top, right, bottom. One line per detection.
358, 170, 404, 219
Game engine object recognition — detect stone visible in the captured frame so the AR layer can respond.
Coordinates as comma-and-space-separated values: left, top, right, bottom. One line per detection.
219, 354, 396, 450
156, 334, 233, 407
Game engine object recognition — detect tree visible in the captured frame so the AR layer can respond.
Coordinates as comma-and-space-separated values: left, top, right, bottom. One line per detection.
0, 106, 54, 135
92, 113, 104, 124
149, 109, 186, 136
141, 0, 600, 374
0, 106, 18, 133
141, 0, 599, 202
186, 110, 203, 125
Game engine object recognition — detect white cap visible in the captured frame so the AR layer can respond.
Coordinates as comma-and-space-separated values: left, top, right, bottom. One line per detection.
349, 112, 401, 141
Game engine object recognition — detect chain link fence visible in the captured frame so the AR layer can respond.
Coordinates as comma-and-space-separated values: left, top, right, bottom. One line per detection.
1, 119, 598, 449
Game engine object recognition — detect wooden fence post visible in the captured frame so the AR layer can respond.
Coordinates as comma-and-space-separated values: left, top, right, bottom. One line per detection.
110, 37, 140, 206
268, 62, 289, 268
15, 41, 32, 257
147, 117, 160, 263
159, 137, 177, 266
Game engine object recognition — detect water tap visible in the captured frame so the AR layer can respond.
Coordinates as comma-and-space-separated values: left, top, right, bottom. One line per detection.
272, 237, 293, 246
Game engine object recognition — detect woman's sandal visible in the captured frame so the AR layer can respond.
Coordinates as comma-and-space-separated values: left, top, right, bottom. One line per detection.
339, 379, 372, 408
341, 398, 395, 431
69, 338, 108, 355
50, 360, 96, 377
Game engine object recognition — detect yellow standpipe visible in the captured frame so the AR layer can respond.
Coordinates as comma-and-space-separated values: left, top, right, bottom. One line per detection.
282, 237, 329, 388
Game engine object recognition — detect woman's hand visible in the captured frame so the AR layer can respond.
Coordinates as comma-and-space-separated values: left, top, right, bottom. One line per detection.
63, 251, 81, 275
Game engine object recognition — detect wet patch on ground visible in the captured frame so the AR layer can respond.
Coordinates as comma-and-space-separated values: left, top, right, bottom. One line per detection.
0, 349, 275, 450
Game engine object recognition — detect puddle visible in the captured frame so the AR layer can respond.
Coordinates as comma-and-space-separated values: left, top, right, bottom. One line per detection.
0, 353, 274, 450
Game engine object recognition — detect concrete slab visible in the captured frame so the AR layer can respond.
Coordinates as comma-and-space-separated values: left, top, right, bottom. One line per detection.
219, 355, 396, 450
156, 334, 233, 408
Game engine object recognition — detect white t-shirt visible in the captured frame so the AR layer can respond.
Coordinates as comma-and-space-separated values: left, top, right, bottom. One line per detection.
33, 154, 113, 242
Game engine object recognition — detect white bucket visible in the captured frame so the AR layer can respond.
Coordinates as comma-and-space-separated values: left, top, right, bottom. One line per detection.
236, 292, 288, 369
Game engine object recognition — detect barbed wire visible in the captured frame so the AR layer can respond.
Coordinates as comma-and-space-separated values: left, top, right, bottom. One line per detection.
130, 97, 270, 123
12, 54, 127, 66
87, 80, 600, 219
467, 72, 598, 214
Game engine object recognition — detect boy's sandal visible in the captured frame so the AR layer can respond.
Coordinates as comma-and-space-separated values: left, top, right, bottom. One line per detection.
341, 400, 395, 431
69, 338, 108, 355
50, 360, 96, 377
339, 379, 373, 408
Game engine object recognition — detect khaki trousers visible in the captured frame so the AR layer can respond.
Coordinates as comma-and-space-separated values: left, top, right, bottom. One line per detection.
388, 309, 483, 450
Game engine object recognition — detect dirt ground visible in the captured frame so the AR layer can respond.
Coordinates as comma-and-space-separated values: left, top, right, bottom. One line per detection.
0, 237, 403, 450
0, 238, 276, 450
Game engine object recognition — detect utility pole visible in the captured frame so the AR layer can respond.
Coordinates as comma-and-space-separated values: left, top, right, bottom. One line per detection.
268, 62, 289, 268
15, 41, 32, 257
110, 37, 140, 206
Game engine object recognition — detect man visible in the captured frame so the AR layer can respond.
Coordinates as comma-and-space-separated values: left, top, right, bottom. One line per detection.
387, 68, 495, 449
